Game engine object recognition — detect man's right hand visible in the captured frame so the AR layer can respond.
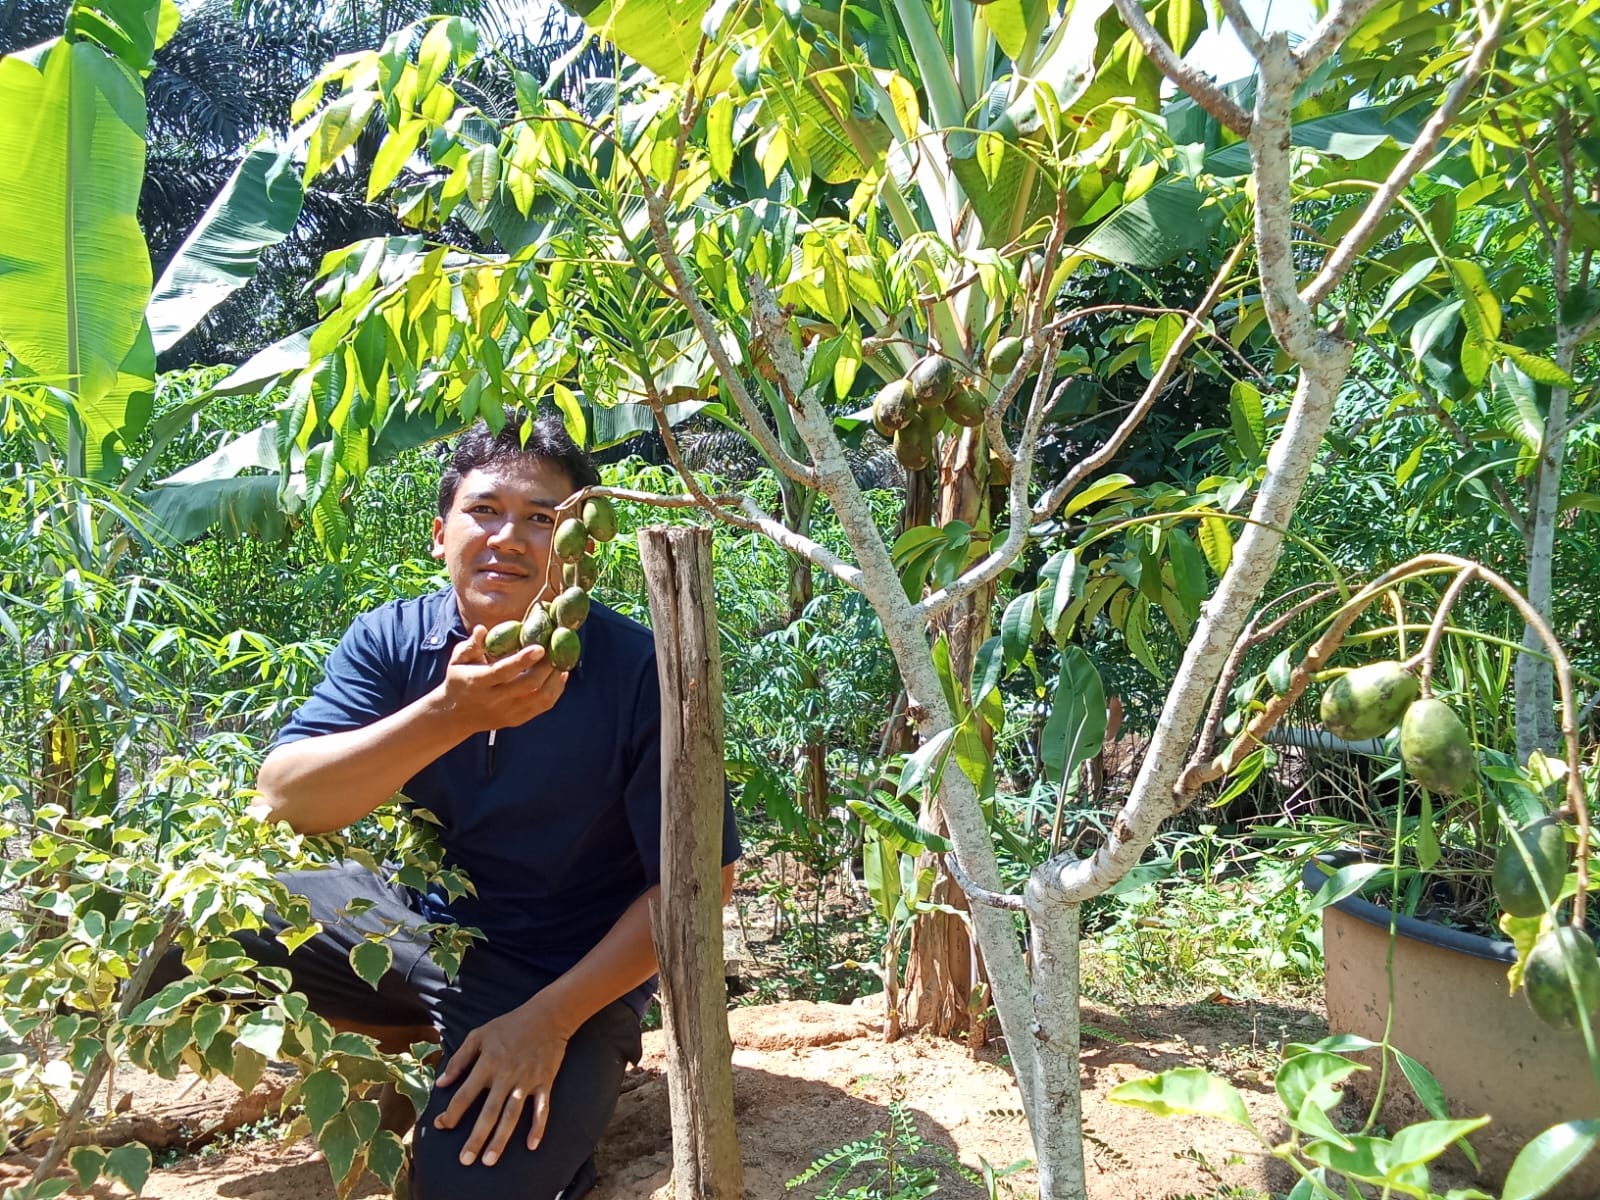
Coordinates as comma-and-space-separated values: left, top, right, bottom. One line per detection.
433, 626, 569, 736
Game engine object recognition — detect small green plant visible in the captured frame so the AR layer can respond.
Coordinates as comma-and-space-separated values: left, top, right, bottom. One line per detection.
1110, 1033, 1594, 1199
785, 1082, 1025, 1200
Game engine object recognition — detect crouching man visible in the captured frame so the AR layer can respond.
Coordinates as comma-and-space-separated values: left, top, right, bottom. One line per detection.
249, 413, 740, 1199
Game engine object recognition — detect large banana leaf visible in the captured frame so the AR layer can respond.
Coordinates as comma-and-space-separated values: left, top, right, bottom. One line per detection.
0, 39, 152, 474
148, 140, 304, 356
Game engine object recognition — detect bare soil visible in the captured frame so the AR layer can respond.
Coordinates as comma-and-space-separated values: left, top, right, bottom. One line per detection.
3, 994, 1415, 1200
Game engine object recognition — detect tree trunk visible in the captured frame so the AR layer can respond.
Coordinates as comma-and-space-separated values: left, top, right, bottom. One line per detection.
1023, 892, 1085, 1200
639, 526, 744, 1200
1514, 335, 1572, 761
906, 428, 990, 1037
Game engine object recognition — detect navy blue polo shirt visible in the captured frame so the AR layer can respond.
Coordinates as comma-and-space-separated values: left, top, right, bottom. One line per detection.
276, 585, 741, 1014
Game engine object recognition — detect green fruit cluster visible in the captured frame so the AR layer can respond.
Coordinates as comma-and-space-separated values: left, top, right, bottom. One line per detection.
1316, 662, 1477, 796
484, 495, 616, 671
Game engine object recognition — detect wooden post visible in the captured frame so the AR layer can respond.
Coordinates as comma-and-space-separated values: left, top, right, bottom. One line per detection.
639, 525, 744, 1200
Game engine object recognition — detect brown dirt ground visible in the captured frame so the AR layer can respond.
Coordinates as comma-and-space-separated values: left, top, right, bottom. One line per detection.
0, 994, 1492, 1200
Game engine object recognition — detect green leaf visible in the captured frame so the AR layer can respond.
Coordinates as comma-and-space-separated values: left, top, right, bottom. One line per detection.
1229, 381, 1264, 460
69, 1146, 108, 1188
1108, 1067, 1256, 1130
104, 1143, 151, 1195
1387, 1118, 1491, 1173
1275, 1050, 1359, 1115
318, 1110, 363, 1187
348, 939, 394, 991
305, 89, 377, 179
300, 1068, 348, 1135
898, 727, 956, 800
862, 825, 901, 921
465, 142, 500, 210
978, 0, 1037, 60
1041, 647, 1107, 786
1503, 1120, 1600, 1200
0, 40, 152, 474
1489, 362, 1545, 455
1447, 257, 1502, 345
1000, 592, 1039, 666
1308, 862, 1383, 909
847, 796, 951, 855
1198, 516, 1232, 575
148, 140, 304, 354
235, 1008, 285, 1060
1062, 473, 1135, 518
1498, 344, 1575, 388
367, 1128, 407, 1187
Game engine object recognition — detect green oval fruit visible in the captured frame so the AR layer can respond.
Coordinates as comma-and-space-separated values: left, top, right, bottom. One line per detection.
1319, 661, 1420, 741
553, 517, 588, 561
943, 386, 986, 428
989, 336, 1023, 374
1398, 697, 1476, 795
908, 354, 957, 408
893, 416, 933, 471
485, 619, 524, 660
1524, 926, 1600, 1031
552, 585, 591, 630
1494, 817, 1568, 919
520, 602, 553, 651
563, 553, 599, 591
872, 379, 917, 436
582, 497, 617, 543
547, 626, 581, 671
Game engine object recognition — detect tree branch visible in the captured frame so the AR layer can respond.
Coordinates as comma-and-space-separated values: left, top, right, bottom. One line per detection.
1300, 0, 1506, 309
1216, 0, 1270, 62
1036, 239, 1249, 520
943, 853, 1026, 911
1112, 0, 1253, 137
1293, 0, 1390, 82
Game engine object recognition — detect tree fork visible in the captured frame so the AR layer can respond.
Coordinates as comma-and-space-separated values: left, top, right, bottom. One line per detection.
640, 525, 744, 1200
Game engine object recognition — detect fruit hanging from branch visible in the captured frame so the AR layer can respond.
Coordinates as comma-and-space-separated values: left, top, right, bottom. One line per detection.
1318, 661, 1419, 741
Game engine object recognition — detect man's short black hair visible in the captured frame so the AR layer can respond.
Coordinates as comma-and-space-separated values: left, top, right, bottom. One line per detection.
437, 409, 601, 517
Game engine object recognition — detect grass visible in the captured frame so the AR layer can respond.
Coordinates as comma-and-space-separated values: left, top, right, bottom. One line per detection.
1080, 852, 1324, 1008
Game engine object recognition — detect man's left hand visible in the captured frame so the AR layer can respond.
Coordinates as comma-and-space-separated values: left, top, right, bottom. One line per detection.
432, 999, 570, 1167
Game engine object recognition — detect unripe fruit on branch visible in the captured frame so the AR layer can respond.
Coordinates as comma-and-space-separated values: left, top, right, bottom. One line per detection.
988, 336, 1023, 374
909, 354, 957, 408
520, 602, 553, 651
1318, 661, 1418, 741
1398, 698, 1476, 795
553, 586, 591, 630
582, 497, 618, 542
1493, 817, 1567, 919
548, 626, 581, 670
564, 553, 599, 590
872, 379, 917, 436
1524, 926, 1600, 1031
486, 620, 524, 660
894, 417, 933, 471
943, 387, 986, 428
554, 518, 588, 561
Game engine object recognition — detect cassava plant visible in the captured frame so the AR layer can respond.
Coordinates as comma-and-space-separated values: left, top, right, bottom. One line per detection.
270, 0, 1571, 1195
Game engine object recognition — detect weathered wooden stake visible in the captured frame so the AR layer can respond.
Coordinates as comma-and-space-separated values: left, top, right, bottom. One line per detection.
639, 525, 744, 1200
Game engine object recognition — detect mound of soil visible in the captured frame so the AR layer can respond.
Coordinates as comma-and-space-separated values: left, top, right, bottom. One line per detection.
5, 995, 1487, 1199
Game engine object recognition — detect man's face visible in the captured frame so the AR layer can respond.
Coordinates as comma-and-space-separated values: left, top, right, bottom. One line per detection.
432, 458, 576, 632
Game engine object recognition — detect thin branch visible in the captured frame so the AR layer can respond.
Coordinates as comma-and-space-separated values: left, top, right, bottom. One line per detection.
1216, 0, 1270, 62
1037, 239, 1250, 517
943, 852, 1026, 911
1193, 583, 1338, 768
1111, 0, 1252, 137
1293, 0, 1390, 82
1408, 567, 1476, 696
1300, 0, 1506, 309
915, 329, 1064, 624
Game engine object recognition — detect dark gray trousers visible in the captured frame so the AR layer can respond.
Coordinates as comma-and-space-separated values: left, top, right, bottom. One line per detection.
152, 862, 642, 1200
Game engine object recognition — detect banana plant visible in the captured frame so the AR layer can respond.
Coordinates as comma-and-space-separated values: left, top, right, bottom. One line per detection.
0, 0, 304, 558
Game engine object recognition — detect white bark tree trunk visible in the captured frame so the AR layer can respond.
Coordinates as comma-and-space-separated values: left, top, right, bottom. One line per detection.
1515, 335, 1573, 761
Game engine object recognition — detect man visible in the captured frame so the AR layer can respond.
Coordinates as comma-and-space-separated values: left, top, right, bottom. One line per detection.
251, 413, 741, 1199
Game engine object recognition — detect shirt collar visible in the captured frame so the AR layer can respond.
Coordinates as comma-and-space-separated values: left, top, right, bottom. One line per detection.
421, 586, 467, 651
